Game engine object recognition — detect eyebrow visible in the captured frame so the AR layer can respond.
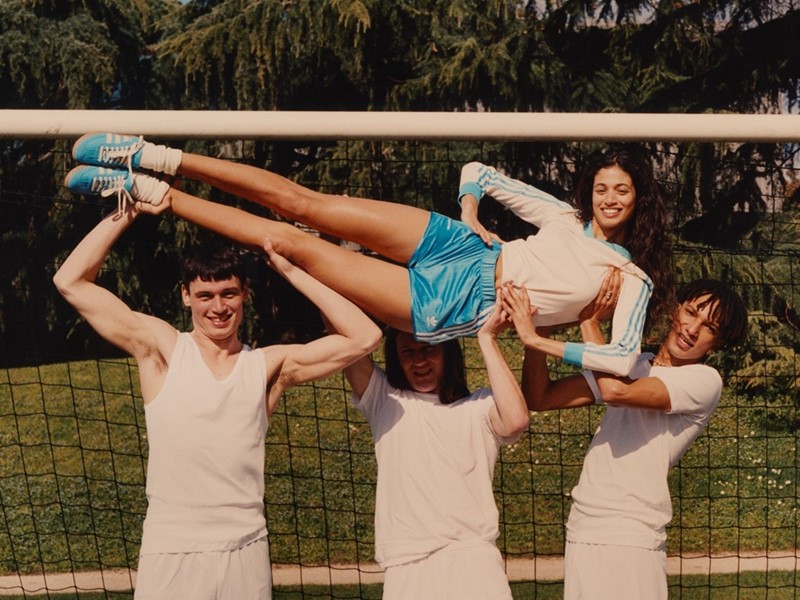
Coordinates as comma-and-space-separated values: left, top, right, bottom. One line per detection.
691, 305, 720, 331
195, 286, 241, 295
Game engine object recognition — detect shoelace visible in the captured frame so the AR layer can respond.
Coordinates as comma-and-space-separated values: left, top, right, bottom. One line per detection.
91, 173, 134, 216
99, 136, 144, 176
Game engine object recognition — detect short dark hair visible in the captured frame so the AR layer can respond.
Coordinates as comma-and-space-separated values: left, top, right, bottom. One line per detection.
180, 240, 247, 289
677, 278, 748, 349
383, 328, 470, 405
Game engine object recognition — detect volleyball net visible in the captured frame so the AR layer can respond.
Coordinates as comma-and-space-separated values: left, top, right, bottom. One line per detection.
0, 111, 798, 598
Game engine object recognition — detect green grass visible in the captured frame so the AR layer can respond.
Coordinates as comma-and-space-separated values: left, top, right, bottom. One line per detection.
667, 571, 800, 599
0, 339, 797, 588
275, 582, 564, 600
1, 573, 798, 600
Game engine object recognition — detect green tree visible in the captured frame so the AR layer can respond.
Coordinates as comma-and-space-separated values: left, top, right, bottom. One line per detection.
0, 0, 172, 109
0, 0, 179, 365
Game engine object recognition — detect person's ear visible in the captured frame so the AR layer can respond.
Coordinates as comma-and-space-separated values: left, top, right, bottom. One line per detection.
181, 284, 191, 307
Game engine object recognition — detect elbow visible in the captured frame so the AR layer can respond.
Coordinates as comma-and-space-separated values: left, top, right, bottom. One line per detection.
596, 378, 627, 403
52, 271, 64, 294
521, 369, 548, 412
366, 330, 382, 355
52, 269, 72, 299
463, 161, 482, 172
599, 349, 640, 378
508, 411, 531, 437
357, 325, 382, 357
525, 391, 545, 413
604, 364, 632, 378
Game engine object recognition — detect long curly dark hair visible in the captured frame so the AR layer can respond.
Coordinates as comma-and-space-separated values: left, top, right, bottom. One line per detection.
572, 145, 675, 332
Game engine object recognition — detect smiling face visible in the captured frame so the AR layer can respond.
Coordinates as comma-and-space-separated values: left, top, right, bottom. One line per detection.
394, 332, 445, 395
591, 164, 637, 244
181, 276, 247, 343
663, 294, 721, 366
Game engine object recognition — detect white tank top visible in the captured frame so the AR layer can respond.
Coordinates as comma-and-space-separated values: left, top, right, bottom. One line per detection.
140, 332, 269, 554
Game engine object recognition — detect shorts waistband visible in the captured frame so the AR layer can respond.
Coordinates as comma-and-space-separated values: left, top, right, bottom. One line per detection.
443, 537, 496, 552
480, 244, 502, 308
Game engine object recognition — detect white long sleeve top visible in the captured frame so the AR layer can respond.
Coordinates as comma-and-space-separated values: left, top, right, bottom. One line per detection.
459, 161, 652, 376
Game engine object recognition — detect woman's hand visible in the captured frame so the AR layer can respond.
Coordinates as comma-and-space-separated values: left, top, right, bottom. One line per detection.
262, 238, 294, 277
478, 300, 511, 340
579, 268, 621, 326
460, 194, 504, 247
132, 191, 173, 216
499, 283, 540, 346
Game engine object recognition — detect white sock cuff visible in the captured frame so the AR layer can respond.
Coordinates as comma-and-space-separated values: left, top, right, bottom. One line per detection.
139, 143, 183, 176
131, 174, 169, 206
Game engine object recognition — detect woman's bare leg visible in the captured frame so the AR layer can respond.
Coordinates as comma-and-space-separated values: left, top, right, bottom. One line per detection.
167, 188, 414, 332
177, 153, 431, 265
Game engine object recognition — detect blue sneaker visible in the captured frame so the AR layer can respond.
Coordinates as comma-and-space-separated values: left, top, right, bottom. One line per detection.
65, 165, 133, 196
65, 165, 168, 215
72, 133, 144, 172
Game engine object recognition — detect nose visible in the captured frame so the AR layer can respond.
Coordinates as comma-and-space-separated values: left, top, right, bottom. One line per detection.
409, 350, 430, 366
211, 295, 225, 312
685, 318, 701, 337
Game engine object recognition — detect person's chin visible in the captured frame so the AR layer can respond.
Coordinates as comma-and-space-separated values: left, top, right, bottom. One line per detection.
411, 381, 437, 394
206, 324, 236, 339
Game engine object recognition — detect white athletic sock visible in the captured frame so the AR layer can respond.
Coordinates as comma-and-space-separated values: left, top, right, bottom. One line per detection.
138, 143, 183, 176
131, 173, 170, 206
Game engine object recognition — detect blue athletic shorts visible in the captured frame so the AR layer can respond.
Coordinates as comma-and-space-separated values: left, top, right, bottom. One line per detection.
408, 212, 501, 343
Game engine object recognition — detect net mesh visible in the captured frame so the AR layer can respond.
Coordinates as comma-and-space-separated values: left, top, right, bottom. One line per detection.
0, 137, 798, 598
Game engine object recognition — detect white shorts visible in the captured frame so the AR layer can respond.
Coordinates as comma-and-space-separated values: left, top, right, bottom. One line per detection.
383, 540, 512, 600
135, 537, 271, 600
564, 541, 667, 600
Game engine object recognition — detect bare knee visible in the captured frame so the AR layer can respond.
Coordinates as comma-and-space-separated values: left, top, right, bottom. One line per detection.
280, 186, 331, 224
254, 176, 328, 224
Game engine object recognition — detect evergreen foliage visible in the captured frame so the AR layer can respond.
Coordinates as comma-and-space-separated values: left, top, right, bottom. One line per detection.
0, 0, 798, 428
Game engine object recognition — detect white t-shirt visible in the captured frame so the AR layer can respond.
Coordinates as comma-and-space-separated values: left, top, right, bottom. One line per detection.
352, 366, 518, 568
140, 332, 269, 554
567, 353, 722, 550
459, 162, 653, 377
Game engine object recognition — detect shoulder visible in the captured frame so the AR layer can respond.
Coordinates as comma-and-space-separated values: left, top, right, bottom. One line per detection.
351, 366, 394, 420
357, 365, 390, 401
632, 354, 721, 391
657, 363, 722, 415
658, 362, 721, 387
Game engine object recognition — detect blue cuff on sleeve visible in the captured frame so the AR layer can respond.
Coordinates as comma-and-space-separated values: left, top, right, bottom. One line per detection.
458, 182, 484, 206
563, 342, 585, 368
